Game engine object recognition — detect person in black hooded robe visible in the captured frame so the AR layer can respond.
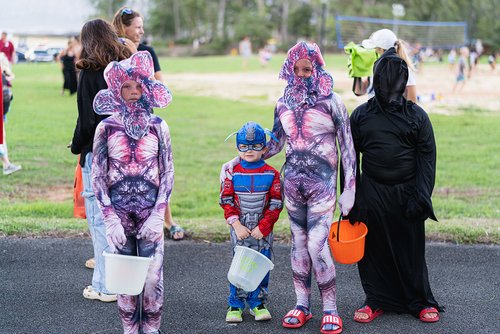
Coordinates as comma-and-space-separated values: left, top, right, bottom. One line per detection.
348, 47, 443, 324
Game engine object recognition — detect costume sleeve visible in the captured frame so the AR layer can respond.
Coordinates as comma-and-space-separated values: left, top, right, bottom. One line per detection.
332, 93, 356, 192
258, 169, 283, 237
263, 105, 286, 160
219, 173, 240, 223
91, 122, 122, 226
413, 109, 437, 220
145, 120, 174, 225
72, 71, 96, 154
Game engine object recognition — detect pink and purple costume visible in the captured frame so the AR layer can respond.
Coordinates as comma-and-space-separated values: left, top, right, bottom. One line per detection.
264, 42, 357, 315
91, 51, 173, 334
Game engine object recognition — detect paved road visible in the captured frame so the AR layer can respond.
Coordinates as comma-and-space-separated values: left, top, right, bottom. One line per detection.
0, 238, 498, 334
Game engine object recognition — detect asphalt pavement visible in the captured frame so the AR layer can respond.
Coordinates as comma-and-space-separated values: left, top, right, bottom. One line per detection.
0, 237, 498, 334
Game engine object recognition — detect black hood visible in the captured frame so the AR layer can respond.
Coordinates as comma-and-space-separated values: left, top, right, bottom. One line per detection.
372, 47, 408, 112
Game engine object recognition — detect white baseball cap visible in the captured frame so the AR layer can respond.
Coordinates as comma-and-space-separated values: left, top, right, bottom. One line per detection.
362, 29, 398, 50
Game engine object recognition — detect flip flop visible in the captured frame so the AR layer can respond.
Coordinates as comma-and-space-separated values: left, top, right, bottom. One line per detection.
168, 224, 185, 240
84, 258, 95, 269
354, 305, 384, 323
419, 307, 440, 323
320, 314, 343, 334
282, 309, 313, 329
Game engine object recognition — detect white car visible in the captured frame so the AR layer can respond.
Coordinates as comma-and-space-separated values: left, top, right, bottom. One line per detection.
29, 49, 54, 62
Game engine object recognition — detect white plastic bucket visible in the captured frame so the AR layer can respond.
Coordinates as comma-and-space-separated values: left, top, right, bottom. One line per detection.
227, 246, 274, 292
103, 252, 153, 295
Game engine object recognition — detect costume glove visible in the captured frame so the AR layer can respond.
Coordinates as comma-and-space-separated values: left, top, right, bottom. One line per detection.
106, 218, 126, 252
405, 196, 427, 221
138, 214, 164, 241
338, 189, 355, 216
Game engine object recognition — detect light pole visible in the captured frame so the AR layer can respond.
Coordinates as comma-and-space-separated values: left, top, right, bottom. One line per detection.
392, 3, 405, 36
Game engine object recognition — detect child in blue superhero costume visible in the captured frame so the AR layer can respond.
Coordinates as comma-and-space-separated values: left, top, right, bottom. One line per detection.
220, 121, 283, 323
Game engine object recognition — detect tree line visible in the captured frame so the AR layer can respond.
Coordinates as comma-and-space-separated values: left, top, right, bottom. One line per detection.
90, 0, 499, 53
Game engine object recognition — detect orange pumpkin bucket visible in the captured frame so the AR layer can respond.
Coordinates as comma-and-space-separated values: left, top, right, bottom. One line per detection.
73, 155, 86, 219
328, 214, 368, 264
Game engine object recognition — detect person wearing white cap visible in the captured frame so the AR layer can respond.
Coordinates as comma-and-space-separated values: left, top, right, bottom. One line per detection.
360, 29, 417, 102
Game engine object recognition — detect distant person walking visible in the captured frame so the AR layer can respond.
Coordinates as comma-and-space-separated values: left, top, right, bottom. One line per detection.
59, 39, 78, 95
70, 18, 132, 303
453, 47, 468, 93
113, 6, 185, 240
239, 36, 252, 69
0, 32, 15, 64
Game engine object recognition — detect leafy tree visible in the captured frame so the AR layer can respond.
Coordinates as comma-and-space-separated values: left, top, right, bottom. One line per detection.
288, 2, 314, 40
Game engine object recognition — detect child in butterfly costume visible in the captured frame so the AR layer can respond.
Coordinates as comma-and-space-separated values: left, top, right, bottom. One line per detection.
91, 51, 173, 334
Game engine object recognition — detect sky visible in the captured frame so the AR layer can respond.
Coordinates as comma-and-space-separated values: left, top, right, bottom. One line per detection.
0, 0, 95, 35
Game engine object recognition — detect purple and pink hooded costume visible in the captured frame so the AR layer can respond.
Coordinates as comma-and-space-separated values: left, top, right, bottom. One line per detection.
264, 42, 357, 316
91, 51, 173, 334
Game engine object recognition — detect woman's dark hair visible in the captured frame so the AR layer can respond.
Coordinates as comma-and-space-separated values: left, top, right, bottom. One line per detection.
112, 6, 142, 37
76, 19, 132, 71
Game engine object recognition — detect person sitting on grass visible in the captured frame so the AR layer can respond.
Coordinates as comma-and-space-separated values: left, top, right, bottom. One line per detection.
91, 51, 173, 334
220, 121, 283, 323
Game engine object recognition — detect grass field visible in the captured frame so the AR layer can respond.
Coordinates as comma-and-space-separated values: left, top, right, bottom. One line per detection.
0, 55, 498, 244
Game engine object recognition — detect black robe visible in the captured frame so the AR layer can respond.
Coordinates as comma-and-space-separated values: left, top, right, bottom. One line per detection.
349, 48, 442, 317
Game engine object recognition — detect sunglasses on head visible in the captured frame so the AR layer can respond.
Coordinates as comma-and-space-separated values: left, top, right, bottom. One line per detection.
121, 8, 133, 16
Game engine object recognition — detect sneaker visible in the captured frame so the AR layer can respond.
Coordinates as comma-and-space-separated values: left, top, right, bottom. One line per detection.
226, 306, 243, 323
3, 163, 22, 175
250, 304, 272, 321
83, 285, 117, 302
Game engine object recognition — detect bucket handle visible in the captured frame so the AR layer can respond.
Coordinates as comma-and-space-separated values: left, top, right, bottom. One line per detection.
336, 213, 343, 242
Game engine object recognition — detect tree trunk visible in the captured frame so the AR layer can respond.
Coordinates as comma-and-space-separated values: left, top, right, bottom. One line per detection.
216, 0, 227, 39
281, 0, 289, 45
173, 0, 181, 40
256, 0, 265, 16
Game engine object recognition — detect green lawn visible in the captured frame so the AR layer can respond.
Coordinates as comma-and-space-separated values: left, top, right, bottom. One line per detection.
0, 57, 498, 244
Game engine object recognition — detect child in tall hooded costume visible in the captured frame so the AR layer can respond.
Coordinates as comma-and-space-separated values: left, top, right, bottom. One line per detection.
222, 42, 357, 333
348, 48, 442, 323
91, 51, 173, 334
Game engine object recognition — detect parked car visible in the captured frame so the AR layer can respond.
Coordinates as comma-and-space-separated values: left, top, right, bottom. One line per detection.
28, 49, 54, 62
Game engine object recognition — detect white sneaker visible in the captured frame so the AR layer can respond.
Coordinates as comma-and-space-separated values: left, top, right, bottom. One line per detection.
3, 163, 22, 175
83, 285, 117, 302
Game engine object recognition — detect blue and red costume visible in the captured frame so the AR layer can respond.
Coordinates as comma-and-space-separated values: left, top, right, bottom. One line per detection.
220, 122, 283, 310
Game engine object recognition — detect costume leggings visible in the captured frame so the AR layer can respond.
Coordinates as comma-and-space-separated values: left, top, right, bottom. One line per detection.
284, 173, 337, 312
117, 236, 164, 334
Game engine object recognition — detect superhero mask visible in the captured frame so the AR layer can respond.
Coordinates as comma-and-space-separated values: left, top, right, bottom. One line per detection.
225, 121, 278, 152
279, 41, 334, 110
93, 51, 172, 140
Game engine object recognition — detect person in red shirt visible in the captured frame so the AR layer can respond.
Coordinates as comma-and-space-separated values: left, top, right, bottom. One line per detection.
220, 121, 283, 323
0, 32, 15, 64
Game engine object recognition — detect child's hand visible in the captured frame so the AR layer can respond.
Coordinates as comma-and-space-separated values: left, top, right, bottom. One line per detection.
106, 219, 126, 251
232, 221, 251, 240
220, 157, 241, 183
138, 216, 163, 241
251, 226, 264, 240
